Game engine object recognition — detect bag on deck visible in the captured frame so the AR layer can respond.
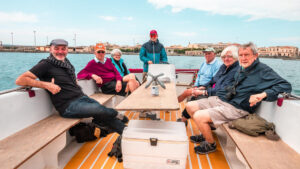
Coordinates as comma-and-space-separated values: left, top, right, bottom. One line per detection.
69, 122, 102, 143
229, 114, 280, 140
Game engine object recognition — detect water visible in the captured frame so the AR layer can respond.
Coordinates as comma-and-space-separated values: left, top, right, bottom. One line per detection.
1, 52, 299, 95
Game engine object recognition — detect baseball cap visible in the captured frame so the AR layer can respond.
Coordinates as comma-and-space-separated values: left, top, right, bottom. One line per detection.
50, 39, 68, 46
203, 47, 216, 53
150, 30, 157, 35
94, 43, 106, 52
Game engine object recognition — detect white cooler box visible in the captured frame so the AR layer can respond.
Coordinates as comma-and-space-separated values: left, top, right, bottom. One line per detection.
122, 120, 188, 169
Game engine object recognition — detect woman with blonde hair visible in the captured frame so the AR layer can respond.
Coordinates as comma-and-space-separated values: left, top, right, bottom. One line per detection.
110, 49, 140, 93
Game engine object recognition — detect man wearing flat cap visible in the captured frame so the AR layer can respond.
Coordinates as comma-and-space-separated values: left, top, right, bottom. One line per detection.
16, 39, 126, 136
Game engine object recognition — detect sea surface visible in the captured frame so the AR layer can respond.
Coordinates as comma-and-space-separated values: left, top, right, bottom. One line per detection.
0, 52, 299, 95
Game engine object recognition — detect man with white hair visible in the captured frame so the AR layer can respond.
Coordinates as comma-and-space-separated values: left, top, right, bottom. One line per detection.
186, 42, 292, 154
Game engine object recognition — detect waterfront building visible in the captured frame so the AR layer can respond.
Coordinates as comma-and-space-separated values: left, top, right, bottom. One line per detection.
185, 50, 204, 56
258, 47, 269, 57
166, 45, 185, 55
187, 42, 232, 51
267, 46, 299, 58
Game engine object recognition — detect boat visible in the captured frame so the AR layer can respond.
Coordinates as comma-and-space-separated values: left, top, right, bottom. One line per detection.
0, 68, 299, 169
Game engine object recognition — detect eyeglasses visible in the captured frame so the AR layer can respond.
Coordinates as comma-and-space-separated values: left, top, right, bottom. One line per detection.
97, 51, 105, 54
221, 55, 233, 59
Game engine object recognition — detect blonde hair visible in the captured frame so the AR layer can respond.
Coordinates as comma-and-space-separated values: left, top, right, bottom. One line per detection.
111, 49, 122, 57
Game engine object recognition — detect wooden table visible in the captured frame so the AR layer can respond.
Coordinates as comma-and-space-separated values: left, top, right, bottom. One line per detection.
115, 82, 179, 111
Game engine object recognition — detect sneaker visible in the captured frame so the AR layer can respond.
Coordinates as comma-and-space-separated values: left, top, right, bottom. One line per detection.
190, 134, 206, 143
139, 111, 147, 118
176, 118, 188, 126
194, 141, 217, 154
121, 115, 129, 123
116, 113, 129, 124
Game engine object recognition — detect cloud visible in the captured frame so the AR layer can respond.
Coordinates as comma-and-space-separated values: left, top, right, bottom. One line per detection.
0, 11, 38, 23
123, 17, 133, 21
148, 0, 300, 21
99, 16, 117, 21
99, 16, 133, 21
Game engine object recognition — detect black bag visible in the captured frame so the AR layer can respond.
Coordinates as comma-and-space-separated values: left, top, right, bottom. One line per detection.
69, 122, 101, 143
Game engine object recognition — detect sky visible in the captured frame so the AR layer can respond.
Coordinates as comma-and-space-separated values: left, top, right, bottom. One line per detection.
1, 0, 300, 48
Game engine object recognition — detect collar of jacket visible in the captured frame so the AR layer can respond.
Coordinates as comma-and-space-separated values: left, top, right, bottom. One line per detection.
241, 58, 260, 73
149, 39, 159, 45
94, 57, 107, 64
224, 61, 239, 73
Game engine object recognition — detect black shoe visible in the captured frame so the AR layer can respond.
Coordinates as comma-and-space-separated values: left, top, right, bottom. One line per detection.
194, 141, 217, 154
108, 135, 123, 162
176, 118, 188, 126
92, 120, 113, 137
190, 134, 206, 143
121, 115, 129, 123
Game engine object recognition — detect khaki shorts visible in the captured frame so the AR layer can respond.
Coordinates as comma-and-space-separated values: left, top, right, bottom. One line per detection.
195, 96, 249, 127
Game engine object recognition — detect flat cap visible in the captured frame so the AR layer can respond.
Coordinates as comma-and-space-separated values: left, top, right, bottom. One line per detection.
50, 39, 68, 46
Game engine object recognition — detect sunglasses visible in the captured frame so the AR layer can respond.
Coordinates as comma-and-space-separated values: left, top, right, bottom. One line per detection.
97, 51, 105, 54
150, 34, 157, 38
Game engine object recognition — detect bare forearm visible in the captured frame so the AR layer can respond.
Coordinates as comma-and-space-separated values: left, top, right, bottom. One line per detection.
16, 71, 48, 90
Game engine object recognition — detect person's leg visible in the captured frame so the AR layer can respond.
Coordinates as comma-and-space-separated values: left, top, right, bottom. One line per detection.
101, 81, 118, 95
185, 100, 202, 118
142, 72, 147, 83
178, 88, 193, 102
127, 79, 139, 92
192, 110, 214, 143
63, 96, 125, 135
192, 109, 217, 154
123, 73, 136, 82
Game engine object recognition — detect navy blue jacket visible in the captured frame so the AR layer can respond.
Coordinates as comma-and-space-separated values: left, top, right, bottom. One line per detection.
204, 61, 239, 96
217, 59, 292, 113
139, 40, 168, 72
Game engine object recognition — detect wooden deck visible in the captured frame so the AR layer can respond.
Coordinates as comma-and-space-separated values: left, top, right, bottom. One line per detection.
64, 102, 230, 169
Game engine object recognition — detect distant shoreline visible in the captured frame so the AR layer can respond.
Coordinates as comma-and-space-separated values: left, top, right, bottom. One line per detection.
1, 51, 300, 60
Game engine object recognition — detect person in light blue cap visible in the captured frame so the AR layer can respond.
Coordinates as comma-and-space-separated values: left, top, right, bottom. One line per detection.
178, 47, 222, 102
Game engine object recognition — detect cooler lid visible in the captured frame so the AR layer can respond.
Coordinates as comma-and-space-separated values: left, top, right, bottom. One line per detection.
123, 120, 188, 142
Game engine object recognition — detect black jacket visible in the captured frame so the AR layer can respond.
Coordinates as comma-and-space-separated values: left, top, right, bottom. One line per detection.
217, 59, 292, 113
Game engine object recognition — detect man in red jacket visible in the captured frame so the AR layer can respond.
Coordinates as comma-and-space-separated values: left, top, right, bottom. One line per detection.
77, 43, 128, 96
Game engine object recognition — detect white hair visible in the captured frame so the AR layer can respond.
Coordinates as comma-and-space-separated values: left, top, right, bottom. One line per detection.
221, 45, 239, 59
111, 49, 122, 57
239, 42, 258, 55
